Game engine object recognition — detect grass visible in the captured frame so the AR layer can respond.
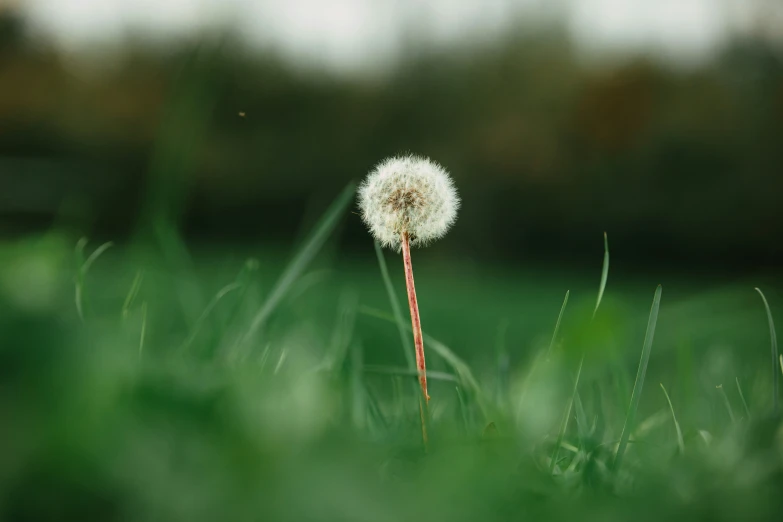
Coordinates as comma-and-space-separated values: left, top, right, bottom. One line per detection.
237, 181, 356, 359
756, 288, 779, 413
660, 383, 685, 454
0, 188, 782, 521
374, 240, 415, 371
613, 285, 662, 474
74, 238, 114, 321
551, 233, 608, 474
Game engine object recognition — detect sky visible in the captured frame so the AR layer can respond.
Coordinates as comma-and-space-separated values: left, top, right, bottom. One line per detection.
16, 0, 780, 70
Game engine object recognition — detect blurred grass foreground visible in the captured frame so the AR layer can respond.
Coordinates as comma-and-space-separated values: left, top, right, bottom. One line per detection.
1, 182, 782, 521
2, 5, 783, 522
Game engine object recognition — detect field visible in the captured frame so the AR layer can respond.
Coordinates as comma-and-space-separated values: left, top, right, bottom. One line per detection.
1, 185, 782, 521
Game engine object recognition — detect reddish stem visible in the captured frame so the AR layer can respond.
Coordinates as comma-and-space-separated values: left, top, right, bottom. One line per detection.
401, 232, 429, 403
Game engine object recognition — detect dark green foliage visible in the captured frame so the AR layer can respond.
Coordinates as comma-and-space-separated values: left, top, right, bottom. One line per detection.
1, 26, 782, 265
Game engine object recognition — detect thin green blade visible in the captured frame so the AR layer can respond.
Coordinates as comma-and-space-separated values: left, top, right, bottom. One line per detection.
240, 182, 356, 354
122, 270, 145, 320
614, 284, 662, 472
755, 288, 779, 413
550, 357, 584, 474
717, 384, 736, 425
660, 383, 685, 455
736, 377, 751, 420
552, 233, 610, 473
593, 232, 610, 319
359, 305, 486, 414
74, 238, 114, 322
547, 290, 570, 356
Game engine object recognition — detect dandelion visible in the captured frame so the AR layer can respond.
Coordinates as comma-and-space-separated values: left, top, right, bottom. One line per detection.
358, 155, 460, 413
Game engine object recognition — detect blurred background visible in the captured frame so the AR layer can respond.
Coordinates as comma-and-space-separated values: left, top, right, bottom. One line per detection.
2, 4, 783, 520
1, 0, 782, 270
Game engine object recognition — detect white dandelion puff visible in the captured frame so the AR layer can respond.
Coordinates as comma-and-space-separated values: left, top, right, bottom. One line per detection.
358, 155, 460, 251
357, 155, 460, 444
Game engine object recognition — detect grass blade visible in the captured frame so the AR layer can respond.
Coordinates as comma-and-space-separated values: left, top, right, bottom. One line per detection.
593, 232, 609, 319
139, 302, 148, 360
555, 233, 609, 468
614, 284, 662, 472
518, 291, 570, 414
74, 238, 87, 321
137, 47, 223, 327
181, 283, 243, 351
547, 290, 570, 356
552, 233, 610, 472
550, 357, 584, 474
122, 270, 145, 320
216, 258, 260, 333
736, 377, 751, 420
425, 336, 481, 396
74, 238, 114, 322
496, 318, 510, 406
754, 288, 778, 413
573, 391, 591, 444
660, 383, 685, 454
359, 305, 487, 414
82, 241, 115, 274
717, 385, 736, 425
374, 241, 415, 370
154, 223, 206, 328
239, 182, 355, 354
363, 365, 459, 383
326, 290, 360, 371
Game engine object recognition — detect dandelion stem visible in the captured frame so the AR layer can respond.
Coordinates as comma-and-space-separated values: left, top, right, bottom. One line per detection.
401, 232, 429, 402
401, 232, 429, 445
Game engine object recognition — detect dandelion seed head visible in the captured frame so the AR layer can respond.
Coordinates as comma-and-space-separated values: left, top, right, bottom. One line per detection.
358, 155, 460, 250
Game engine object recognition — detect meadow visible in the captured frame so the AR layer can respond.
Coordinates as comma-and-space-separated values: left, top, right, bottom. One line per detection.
0, 183, 781, 521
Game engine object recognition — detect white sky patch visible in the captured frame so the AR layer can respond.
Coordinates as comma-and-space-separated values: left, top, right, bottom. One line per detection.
22, 0, 206, 37
568, 0, 730, 60
18, 0, 768, 69
236, 0, 400, 70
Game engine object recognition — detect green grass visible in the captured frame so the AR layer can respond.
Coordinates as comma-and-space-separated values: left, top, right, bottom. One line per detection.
660, 383, 685, 454
756, 288, 779, 413
0, 191, 782, 521
613, 285, 662, 474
